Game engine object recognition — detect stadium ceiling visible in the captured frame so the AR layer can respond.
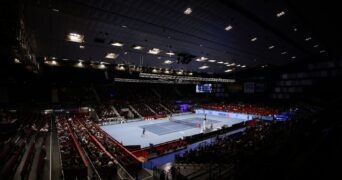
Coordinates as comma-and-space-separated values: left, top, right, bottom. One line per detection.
24, 0, 338, 74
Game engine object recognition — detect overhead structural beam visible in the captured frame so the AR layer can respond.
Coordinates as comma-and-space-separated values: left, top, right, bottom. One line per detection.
139, 73, 235, 83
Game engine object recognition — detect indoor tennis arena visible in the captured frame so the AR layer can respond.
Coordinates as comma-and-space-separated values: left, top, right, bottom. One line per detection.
1, 0, 342, 180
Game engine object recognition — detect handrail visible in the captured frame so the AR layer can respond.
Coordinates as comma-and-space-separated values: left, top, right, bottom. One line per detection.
89, 134, 113, 159
134, 138, 186, 152
66, 123, 88, 167
20, 142, 35, 178
75, 118, 114, 159
116, 159, 135, 180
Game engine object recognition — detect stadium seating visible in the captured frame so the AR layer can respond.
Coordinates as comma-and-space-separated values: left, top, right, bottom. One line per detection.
56, 116, 88, 179
200, 103, 280, 116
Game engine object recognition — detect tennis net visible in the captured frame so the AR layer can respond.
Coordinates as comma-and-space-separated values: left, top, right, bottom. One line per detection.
171, 119, 201, 128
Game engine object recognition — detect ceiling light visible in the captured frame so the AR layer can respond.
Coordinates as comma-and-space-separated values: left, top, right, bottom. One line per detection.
225, 25, 233, 31
98, 64, 106, 69
75, 62, 84, 68
231, 63, 236, 66
291, 56, 296, 59
132, 45, 144, 50
281, 51, 287, 55
164, 69, 170, 74
111, 42, 124, 47
79, 45, 85, 49
52, 8, 59, 12
276, 11, 285, 17
319, 50, 326, 53
199, 65, 209, 69
166, 52, 175, 56
236, 64, 241, 67
45, 60, 58, 66
66, 33, 84, 43
269, 45, 275, 49
225, 69, 233, 73
305, 37, 312, 41
188, 72, 193, 76
14, 58, 21, 64
105, 53, 119, 59
241, 65, 246, 68
176, 71, 183, 75
195, 57, 208, 62
200, 57, 208, 61
164, 60, 173, 64
184, 7, 192, 15
152, 68, 158, 73
313, 44, 319, 48
251, 37, 257, 42
294, 28, 298, 32
224, 62, 229, 65
208, 59, 216, 62
217, 61, 224, 64
148, 48, 161, 55
117, 66, 125, 70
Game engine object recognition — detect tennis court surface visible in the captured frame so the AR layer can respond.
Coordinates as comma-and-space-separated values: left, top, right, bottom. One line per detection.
100, 114, 243, 148
140, 118, 220, 135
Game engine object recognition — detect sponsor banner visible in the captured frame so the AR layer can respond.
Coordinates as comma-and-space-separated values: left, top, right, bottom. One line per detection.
102, 117, 125, 121
144, 116, 155, 120
252, 115, 274, 121
195, 109, 255, 120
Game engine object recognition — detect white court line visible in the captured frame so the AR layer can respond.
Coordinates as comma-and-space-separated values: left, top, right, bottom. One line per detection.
49, 117, 52, 180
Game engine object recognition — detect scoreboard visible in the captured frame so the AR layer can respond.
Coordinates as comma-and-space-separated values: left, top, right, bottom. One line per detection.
196, 84, 212, 93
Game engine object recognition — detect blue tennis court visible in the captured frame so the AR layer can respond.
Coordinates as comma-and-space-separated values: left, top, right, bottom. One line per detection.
101, 114, 244, 148
140, 122, 195, 135
140, 118, 221, 135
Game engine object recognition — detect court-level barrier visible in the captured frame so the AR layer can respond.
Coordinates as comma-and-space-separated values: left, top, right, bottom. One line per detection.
185, 122, 246, 144
131, 139, 187, 160
144, 114, 167, 120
